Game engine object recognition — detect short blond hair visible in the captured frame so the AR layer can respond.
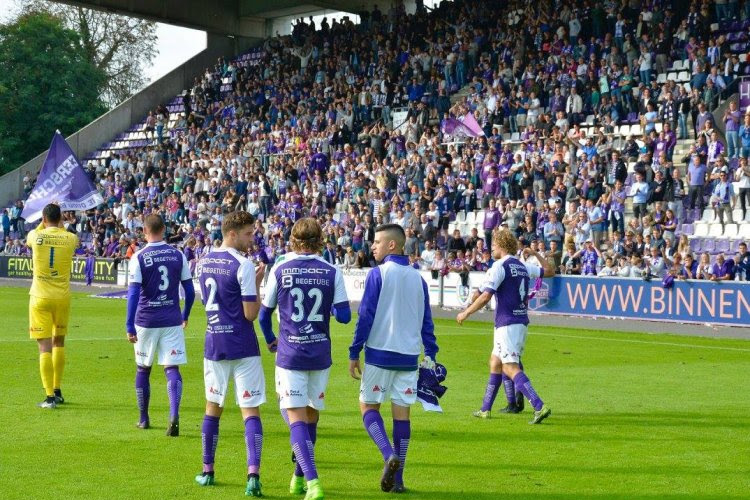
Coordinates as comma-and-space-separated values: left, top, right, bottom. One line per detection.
290, 218, 324, 254
492, 229, 518, 255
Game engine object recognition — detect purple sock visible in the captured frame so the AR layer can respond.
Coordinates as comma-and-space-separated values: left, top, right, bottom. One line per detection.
513, 372, 544, 411
290, 421, 318, 481
164, 366, 182, 422
481, 373, 503, 411
280, 408, 290, 426
135, 366, 151, 423
295, 421, 318, 477
501, 373, 515, 405
201, 415, 220, 473
244, 416, 263, 475
392, 419, 410, 486
363, 409, 394, 461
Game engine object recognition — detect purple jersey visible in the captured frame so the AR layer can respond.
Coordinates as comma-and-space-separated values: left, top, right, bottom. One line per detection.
261, 252, 348, 371
196, 248, 260, 361
480, 256, 543, 327
128, 242, 192, 328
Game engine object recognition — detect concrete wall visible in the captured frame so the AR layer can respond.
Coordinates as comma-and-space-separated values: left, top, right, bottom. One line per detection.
0, 33, 259, 209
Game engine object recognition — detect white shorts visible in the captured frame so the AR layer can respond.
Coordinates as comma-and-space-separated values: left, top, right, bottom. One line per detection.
134, 325, 187, 367
359, 363, 418, 407
275, 366, 330, 410
492, 324, 528, 364
204, 357, 266, 408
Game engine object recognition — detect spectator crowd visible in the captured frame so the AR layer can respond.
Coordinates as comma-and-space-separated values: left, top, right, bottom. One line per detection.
2, 0, 750, 283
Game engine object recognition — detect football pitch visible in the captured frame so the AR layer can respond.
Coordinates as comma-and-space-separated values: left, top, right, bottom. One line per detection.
1, 286, 749, 499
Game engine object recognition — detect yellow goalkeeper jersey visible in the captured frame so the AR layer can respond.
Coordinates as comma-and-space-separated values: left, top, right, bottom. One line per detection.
27, 224, 79, 299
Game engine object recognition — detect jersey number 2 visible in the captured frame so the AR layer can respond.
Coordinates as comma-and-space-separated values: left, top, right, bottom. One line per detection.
204, 277, 219, 311
290, 287, 323, 322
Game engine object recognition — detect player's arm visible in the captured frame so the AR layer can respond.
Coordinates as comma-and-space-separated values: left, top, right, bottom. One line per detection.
525, 247, 555, 278
457, 263, 503, 325
179, 253, 195, 327
332, 267, 351, 324
349, 267, 382, 379
239, 260, 264, 322
125, 255, 142, 342
420, 278, 438, 364
259, 263, 278, 351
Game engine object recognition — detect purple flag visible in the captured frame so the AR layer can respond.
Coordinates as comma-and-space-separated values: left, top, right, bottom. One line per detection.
441, 118, 474, 139
21, 131, 103, 222
461, 113, 485, 137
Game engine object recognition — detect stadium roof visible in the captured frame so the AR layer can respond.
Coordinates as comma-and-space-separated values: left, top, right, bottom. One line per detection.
50, 0, 366, 38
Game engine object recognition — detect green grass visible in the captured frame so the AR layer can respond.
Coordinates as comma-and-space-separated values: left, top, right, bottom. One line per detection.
1, 286, 750, 499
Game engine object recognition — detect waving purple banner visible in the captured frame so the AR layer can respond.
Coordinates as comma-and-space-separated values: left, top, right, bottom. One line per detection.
21, 131, 103, 223
441, 114, 485, 140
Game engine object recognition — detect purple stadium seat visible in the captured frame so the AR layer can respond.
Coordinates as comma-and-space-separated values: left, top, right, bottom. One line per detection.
683, 223, 694, 236
716, 239, 730, 253
690, 238, 702, 252
703, 238, 716, 253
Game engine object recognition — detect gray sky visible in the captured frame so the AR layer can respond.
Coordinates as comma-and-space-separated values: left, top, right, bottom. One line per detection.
0, 0, 206, 86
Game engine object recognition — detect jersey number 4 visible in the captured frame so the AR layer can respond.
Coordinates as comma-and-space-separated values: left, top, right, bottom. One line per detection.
290, 287, 323, 322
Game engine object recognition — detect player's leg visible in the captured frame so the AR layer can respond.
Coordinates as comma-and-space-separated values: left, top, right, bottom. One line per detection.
389, 370, 417, 493
474, 348, 503, 417
277, 366, 323, 499
30, 297, 55, 408
359, 364, 399, 492
51, 297, 70, 403
52, 336, 65, 403
515, 359, 525, 412
196, 358, 228, 486
501, 325, 550, 424
235, 357, 266, 497
133, 326, 157, 428
158, 326, 187, 436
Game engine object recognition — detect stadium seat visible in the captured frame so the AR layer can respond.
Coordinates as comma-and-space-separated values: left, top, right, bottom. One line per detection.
655, 122, 663, 133
475, 211, 485, 225
693, 222, 709, 237
682, 223, 694, 235
732, 209, 743, 222
448, 223, 456, 234
738, 224, 750, 240
702, 238, 716, 253
630, 124, 642, 136
716, 239, 730, 252
701, 208, 716, 222
456, 212, 466, 223
664, 72, 675, 83
689, 237, 702, 252
465, 212, 476, 224
708, 223, 724, 238
677, 71, 690, 82
723, 223, 738, 239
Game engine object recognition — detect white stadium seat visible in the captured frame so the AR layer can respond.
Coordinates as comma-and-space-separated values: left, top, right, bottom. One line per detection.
693, 222, 709, 237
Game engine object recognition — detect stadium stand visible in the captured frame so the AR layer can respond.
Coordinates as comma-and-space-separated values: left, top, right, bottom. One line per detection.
2, 0, 750, 282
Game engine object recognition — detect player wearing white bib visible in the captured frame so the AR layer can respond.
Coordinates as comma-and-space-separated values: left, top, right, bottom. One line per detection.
457, 229, 555, 424
193, 211, 269, 497
259, 218, 351, 500
349, 224, 438, 494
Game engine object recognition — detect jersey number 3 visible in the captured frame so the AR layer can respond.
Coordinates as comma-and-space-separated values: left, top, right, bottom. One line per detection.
290, 287, 323, 322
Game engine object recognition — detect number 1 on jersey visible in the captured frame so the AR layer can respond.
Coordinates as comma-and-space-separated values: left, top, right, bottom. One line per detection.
49, 247, 55, 268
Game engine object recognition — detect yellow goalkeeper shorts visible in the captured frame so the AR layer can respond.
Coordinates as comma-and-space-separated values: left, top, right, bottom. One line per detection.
29, 296, 71, 339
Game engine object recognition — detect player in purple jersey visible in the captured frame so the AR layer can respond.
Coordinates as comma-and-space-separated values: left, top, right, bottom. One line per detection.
350, 224, 438, 494
193, 211, 269, 497
259, 218, 351, 500
457, 229, 555, 424
126, 215, 195, 435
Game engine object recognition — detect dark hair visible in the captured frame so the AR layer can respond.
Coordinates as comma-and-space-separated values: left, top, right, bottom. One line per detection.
42, 203, 61, 223
375, 223, 406, 248
144, 214, 165, 234
222, 210, 255, 236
